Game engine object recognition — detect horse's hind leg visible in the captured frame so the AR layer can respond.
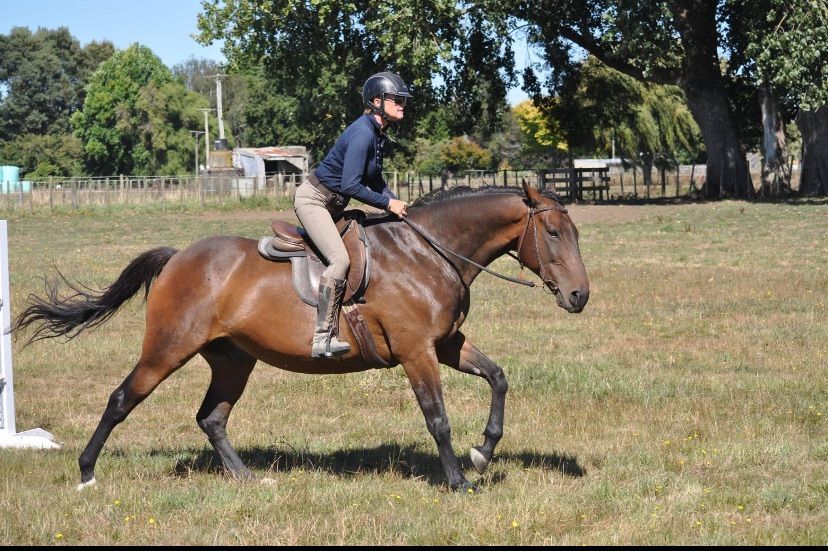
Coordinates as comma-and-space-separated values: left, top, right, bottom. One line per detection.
78, 350, 195, 490
437, 332, 508, 475
196, 339, 257, 479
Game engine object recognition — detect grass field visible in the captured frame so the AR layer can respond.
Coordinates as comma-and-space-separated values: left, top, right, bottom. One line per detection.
1, 198, 826, 545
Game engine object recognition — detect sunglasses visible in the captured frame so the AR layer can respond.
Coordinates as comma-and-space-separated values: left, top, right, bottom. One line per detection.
384, 94, 407, 106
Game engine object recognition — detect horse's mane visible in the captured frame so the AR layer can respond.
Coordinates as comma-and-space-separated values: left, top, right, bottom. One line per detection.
410, 185, 566, 212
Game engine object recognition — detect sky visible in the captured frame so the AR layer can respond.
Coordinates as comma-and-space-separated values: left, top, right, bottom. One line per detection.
1, 0, 225, 69
2, 0, 529, 105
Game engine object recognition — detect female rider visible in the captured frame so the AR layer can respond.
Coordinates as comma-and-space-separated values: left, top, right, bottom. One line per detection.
293, 72, 410, 358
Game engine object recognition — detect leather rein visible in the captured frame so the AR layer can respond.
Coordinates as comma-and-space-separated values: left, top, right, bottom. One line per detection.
400, 204, 562, 290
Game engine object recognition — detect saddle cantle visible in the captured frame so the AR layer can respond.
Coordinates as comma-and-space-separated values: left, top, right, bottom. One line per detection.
257, 214, 371, 307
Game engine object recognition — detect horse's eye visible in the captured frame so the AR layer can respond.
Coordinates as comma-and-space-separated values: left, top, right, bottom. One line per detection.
547, 228, 560, 238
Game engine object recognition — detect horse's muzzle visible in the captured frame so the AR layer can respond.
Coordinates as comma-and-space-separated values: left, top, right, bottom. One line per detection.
553, 285, 589, 313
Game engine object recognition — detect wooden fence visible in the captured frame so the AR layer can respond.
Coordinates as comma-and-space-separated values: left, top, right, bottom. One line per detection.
0, 166, 803, 213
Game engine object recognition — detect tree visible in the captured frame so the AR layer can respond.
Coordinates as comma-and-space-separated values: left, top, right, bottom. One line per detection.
440, 136, 493, 172
197, 0, 512, 153
726, 0, 828, 195
0, 27, 113, 140
0, 133, 84, 178
236, 68, 316, 148
72, 44, 213, 175
480, 0, 754, 198
512, 99, 567, 166
553, 58, 701, 187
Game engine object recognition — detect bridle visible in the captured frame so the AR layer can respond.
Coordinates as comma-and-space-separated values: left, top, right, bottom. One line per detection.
401, 202, 565, 291
508, 204, 565, 294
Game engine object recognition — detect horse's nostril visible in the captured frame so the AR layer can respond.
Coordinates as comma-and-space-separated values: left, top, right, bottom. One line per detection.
571, 289, 587, 308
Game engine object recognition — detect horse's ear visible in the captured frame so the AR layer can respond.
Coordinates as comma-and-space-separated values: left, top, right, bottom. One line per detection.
521, 178, 540, 207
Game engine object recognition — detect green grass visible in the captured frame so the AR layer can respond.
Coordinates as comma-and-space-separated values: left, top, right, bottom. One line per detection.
1, 199, 826, 544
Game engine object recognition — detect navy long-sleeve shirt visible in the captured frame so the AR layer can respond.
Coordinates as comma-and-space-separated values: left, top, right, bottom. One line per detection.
314, 114, 393, 210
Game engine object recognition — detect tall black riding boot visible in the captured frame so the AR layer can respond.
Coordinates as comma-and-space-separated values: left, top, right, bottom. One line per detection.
311, 276, 351, 358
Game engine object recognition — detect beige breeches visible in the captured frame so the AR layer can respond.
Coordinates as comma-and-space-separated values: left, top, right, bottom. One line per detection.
293, 180, 350, 280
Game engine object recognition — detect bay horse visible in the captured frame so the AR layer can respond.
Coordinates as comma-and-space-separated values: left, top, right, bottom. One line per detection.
12, 181, 589, 492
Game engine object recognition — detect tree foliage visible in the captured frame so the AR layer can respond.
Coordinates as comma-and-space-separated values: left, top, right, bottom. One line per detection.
440, 136, 493, 172
0, 27, 113, 140
489, 0, 754, 196
512, 100, 567, 162
197, 0, 513, 154
554, 58, 701, 164
72, 44, 212, 175
0, 133, 85, 178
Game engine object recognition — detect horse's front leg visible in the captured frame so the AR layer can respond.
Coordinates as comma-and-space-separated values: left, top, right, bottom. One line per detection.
437, 332, 507, 475
401, 348, 472, 491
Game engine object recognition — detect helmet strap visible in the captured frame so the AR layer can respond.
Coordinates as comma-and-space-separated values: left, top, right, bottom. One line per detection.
367, 94, 393, 126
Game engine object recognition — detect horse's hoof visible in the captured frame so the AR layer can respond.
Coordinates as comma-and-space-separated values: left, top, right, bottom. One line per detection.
470, 447, 490, 475
455, 480, 477, 494
76, 478, 97, 491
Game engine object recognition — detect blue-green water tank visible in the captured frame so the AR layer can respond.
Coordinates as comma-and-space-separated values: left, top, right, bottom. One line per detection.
1, 166, 21, 193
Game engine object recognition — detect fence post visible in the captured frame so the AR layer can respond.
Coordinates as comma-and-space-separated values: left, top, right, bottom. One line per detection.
675, 164, 680, 197
619, 168, 625, 196
633, 166, 638, 197
503, 169, 507, 186
393, 171, 398, 197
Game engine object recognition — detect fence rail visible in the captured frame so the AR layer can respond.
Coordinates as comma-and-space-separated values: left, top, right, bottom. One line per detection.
0, 165, 804, 212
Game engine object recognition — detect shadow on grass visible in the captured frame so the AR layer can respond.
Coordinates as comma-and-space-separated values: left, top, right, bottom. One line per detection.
154, 443, 585, 488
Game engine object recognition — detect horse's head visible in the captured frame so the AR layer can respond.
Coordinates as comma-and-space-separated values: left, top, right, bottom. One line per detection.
517, 180, 589, 313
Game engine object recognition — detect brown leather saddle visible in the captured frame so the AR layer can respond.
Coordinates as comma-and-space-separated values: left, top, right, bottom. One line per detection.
256, 211, 372, 307
257, 211, 395, 368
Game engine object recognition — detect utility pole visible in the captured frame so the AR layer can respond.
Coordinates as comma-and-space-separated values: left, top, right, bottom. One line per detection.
197, 109, 214, 170
190, 130, 205, 175
209, 74, 229, 148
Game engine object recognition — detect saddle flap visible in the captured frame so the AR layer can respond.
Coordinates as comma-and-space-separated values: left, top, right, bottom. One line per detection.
305, 221, 367, 304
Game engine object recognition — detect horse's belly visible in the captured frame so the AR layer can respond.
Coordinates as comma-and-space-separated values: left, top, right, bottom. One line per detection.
231, 336, 388, 375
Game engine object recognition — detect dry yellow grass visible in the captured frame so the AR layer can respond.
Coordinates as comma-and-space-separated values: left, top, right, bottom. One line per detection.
1, 198, 826, 544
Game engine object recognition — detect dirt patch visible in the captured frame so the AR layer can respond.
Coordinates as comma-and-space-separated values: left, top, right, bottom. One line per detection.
565, 204, 663, 224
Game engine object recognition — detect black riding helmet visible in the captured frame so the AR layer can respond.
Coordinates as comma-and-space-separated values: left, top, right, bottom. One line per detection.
363, 72, 412, 122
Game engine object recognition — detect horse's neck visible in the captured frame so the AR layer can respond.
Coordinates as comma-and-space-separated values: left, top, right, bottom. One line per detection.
409, 196, 523, 285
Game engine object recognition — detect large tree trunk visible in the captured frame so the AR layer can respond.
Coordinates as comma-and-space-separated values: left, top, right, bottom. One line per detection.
759, 84, 790, 196
673, 0, 753, 199
796, 107, 828, 195
683, 85, 753, 199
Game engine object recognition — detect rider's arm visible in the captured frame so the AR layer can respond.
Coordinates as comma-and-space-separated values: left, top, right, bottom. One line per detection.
339, 130, 390, 211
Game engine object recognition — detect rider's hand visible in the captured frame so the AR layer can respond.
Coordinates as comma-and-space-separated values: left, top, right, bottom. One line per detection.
387, 198, 407, 218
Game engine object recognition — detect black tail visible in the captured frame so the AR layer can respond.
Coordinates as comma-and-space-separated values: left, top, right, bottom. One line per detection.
10, 247, 178, 344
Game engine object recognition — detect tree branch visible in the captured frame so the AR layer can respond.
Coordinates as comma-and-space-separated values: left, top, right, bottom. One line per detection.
558, 27, 682, 86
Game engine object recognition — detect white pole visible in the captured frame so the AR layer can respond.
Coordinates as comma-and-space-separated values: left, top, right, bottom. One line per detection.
215, 76, 226, 140
0, 221, 14, 436
0, 220, 60, 449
